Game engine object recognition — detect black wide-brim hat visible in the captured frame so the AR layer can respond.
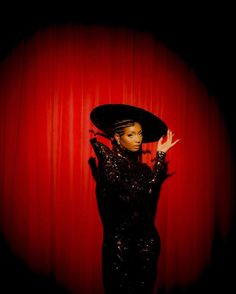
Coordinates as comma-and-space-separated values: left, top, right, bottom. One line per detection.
90, 104, 168, 143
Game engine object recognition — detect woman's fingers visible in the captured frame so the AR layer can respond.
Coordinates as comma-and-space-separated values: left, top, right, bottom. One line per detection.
157, 129, 180, 152
167, 130, 173, 142
171, 138, 181, 147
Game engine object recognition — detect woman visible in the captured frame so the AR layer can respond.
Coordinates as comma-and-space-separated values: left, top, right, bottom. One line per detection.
89, 104, 180, 294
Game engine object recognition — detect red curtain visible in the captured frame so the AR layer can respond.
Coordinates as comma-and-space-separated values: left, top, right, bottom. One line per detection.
0, 25, 234, 293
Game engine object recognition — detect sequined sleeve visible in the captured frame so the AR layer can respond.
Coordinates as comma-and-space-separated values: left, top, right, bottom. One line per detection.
149, 151, 167, 186
90, 138, 167, 191
128, 151, 167, 193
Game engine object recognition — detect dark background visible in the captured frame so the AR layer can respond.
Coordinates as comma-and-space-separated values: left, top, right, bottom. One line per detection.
0, 3, 235, 293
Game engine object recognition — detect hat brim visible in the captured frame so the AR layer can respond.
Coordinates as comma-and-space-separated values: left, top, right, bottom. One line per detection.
90, 104, 167, 143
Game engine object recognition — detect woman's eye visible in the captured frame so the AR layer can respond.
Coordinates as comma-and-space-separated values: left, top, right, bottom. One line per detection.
128, 134, 133, 137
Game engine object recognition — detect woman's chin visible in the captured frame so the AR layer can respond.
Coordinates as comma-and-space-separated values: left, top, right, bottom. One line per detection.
131, 147, 140, 152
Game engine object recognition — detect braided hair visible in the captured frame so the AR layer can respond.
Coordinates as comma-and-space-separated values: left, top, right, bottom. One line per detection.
113, 119, 136, 136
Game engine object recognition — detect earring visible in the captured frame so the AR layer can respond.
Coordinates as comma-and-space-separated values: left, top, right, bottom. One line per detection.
117, 140, 120, 145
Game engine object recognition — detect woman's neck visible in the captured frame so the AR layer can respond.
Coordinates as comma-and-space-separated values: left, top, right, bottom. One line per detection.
113, 144, 140, 163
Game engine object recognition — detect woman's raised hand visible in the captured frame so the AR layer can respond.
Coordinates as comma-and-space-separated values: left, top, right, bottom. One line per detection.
157, 129, 180, 153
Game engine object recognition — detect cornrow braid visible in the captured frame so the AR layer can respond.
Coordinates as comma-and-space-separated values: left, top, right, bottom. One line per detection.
113, 119, 135, 136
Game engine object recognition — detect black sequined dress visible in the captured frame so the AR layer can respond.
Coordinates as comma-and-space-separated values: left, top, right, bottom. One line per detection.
90, 137, 167, 294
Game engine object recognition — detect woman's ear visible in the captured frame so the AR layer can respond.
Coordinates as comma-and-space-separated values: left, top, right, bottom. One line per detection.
114, 133, 120, 145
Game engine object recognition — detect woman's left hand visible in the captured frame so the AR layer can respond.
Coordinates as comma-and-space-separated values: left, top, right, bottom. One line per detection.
157, 129, 180, 153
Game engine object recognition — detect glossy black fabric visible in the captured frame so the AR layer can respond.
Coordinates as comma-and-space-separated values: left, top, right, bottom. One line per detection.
90, 138, 167, 294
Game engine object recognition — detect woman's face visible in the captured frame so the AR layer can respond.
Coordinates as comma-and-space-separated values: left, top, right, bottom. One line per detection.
115, 122, 143, 152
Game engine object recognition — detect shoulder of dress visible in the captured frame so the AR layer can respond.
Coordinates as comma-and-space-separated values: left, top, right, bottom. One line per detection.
90, 137, 114, 160
90, 137, 110, 150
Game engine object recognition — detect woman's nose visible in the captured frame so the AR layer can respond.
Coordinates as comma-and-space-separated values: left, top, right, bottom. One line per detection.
135, 136, 141, 143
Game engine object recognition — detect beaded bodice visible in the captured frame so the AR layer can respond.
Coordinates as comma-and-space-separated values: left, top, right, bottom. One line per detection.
90, 137, 167, 235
